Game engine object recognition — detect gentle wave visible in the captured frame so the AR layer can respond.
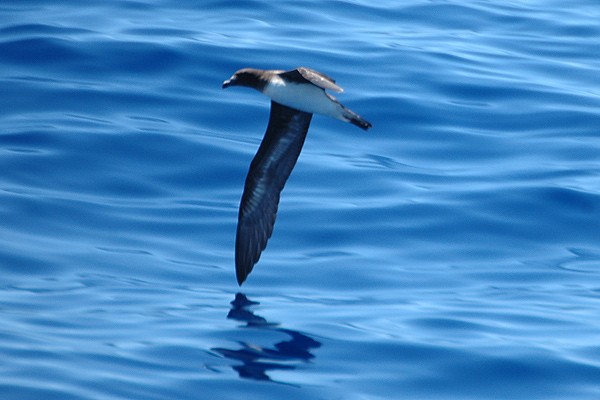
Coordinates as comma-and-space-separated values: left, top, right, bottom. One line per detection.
1, 1, 599, 399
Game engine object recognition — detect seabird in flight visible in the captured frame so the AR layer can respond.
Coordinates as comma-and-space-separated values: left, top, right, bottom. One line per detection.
223, 66, 372, 285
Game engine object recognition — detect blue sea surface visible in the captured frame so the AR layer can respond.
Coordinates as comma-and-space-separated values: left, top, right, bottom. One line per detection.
1, 1, 600, 399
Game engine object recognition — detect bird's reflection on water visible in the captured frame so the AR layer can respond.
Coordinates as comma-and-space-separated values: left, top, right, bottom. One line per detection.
212, 293, 321, 382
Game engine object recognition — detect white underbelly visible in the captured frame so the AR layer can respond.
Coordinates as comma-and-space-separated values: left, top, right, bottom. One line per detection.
263, 80, 343, 119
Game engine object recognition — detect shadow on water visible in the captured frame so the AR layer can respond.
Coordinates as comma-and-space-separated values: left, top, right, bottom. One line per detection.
212, 293, 321, 383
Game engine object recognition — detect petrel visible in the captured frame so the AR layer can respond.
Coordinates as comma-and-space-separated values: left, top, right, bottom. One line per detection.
223, 67, 372, 285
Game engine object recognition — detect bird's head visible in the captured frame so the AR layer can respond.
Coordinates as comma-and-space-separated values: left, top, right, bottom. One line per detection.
222, 68, 267, 92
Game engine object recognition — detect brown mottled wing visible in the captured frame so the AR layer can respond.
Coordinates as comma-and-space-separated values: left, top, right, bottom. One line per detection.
235, 101, 313, 285
279, 67, 344, 93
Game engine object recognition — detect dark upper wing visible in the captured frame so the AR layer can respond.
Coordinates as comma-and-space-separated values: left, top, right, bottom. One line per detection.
235, 101, 313, 285
279, 67, 344, 93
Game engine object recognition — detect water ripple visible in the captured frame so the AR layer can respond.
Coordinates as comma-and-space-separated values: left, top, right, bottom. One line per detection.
2, 1, 600, 399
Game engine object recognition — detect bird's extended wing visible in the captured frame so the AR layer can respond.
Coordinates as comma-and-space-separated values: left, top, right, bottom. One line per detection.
280, 67, 344, 93
235, 101, 313, 285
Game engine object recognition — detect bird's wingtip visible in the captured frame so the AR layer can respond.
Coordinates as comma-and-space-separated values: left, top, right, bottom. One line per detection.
235, 265, 247, 286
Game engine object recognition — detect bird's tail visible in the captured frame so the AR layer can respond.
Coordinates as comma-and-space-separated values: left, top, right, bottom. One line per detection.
341, 105, 372, 131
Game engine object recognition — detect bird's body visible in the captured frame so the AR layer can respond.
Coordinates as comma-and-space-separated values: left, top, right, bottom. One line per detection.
265, 79, 340, 118
223, 67, 371, 285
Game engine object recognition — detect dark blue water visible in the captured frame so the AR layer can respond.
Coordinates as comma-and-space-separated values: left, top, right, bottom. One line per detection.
2, 1, 600, 399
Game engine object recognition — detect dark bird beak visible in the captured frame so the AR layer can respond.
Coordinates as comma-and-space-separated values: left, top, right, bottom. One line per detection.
222, 78, 234, 89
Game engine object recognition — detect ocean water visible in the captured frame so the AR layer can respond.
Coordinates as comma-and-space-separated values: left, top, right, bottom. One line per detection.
1, 0, 600, 399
